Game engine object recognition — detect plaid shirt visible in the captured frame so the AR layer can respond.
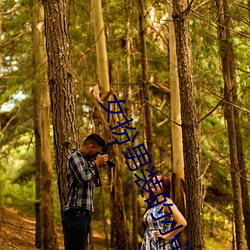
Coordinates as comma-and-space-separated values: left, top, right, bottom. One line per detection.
64, 149, 97, 212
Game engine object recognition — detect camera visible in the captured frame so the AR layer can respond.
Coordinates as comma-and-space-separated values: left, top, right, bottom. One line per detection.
93, 139, 117, 187
101, 139, 117, 168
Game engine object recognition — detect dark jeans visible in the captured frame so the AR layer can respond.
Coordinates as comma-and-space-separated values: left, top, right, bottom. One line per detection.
62, 208, 91, 250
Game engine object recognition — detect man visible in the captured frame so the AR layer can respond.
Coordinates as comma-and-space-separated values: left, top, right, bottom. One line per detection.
62, 134, 108, 250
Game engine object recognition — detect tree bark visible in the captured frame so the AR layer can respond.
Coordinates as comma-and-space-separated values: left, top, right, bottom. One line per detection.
172, 1, 204, 249
168, 3, 186, 249
249, 0, 250, 26
0, 0, 3, 234
124, 0, 139, 248
216, 0, 247, 248
43, 0, 78, 210
100, 183, 109, 250
137, 0, 154, 171
0, 0, 2, 67
92, 1, 129, 249
32, 0, 58, 249
92, 0, 109, 95
235, 110, 250, 249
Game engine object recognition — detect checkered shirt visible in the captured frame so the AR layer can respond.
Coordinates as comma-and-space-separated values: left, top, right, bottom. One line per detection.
64, 149, 96, 212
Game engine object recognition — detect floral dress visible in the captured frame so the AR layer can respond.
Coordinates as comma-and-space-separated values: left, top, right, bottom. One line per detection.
141, 204, 180, 250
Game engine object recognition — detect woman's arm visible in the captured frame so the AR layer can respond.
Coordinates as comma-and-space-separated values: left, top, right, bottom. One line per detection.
154, 199, 187, 241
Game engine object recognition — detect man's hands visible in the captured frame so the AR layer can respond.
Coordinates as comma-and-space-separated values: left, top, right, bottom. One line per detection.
94, 154, 108, 167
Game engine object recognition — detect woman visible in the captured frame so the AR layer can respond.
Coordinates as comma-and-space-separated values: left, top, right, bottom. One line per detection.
141, 173, 187, 250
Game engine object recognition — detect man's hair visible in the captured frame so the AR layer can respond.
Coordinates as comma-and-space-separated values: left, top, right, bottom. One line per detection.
83, 134, 105, 148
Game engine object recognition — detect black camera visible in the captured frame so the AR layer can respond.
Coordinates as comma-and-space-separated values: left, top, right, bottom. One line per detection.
101, 139, 117, 168
93, 139, 117, 187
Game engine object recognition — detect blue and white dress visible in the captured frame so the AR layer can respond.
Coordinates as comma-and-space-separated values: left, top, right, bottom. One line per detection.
141, 204, 180, 250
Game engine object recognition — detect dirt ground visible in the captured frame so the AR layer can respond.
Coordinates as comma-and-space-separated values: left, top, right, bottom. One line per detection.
0, 207, 107, 250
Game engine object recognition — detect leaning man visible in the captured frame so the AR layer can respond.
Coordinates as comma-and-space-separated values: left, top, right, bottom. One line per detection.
62, 134, 108, 250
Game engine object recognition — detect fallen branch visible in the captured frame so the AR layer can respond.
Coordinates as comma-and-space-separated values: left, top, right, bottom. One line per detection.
0, 219, 35, 234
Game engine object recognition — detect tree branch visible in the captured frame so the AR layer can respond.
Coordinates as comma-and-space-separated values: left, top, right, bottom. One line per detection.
192, 0, 210, 12
2, 4, 20, 16
143, 99, 182, 127
1, 107, 21, 135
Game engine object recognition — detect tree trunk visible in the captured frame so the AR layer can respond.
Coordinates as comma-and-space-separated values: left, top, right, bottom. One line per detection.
100, 183, 109, 250
249, 0, 250, 26
216, 0, 246, 248
125, 0, 139, 248
235, 110, 250, 249
172, 1, 204, 249
0, 0, 3, 234
168, 3, 186, 249
92, 1, 129, 249
232, 219, 236, 250
137, 0, 154, 171
33, 0, 43, 245
0, 0, 2, 67
43, 0, 78, 210
92, 0, 109, 95
32, 1, 58, 249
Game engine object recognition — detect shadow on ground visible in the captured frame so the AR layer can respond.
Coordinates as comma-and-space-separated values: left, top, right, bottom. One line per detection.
0, 207, 108, 250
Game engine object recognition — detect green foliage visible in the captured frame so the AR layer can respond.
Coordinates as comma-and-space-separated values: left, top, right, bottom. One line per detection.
13, 163, 36, 184
204, 206, 233, 249
1, 0, 34, 155
2, 180, 36, 216
0, 139, 35, 215
1, 0, 249, 248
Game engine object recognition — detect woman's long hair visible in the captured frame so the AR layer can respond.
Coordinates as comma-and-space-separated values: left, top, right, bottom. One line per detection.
146, 173, 171, 208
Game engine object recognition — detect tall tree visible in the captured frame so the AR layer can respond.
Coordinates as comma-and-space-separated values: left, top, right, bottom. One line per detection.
91, 0, 111, 249
0, 0, 2, 67
168, 2, 186, 248
125, 0, 138, 248
216, 0, 247, 248
92, 0, 129, 249
0, 0, 2, 223
235, 112, 250, 248
92, 0, 109, 95
249, 0, 250, 25
43, 0, 78, 210
172, 1, 204, 249
32, 1, 58, 249
137, 0, 154, 171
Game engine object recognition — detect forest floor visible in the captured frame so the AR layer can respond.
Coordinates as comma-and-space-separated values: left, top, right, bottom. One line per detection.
0, 207, 107, 250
